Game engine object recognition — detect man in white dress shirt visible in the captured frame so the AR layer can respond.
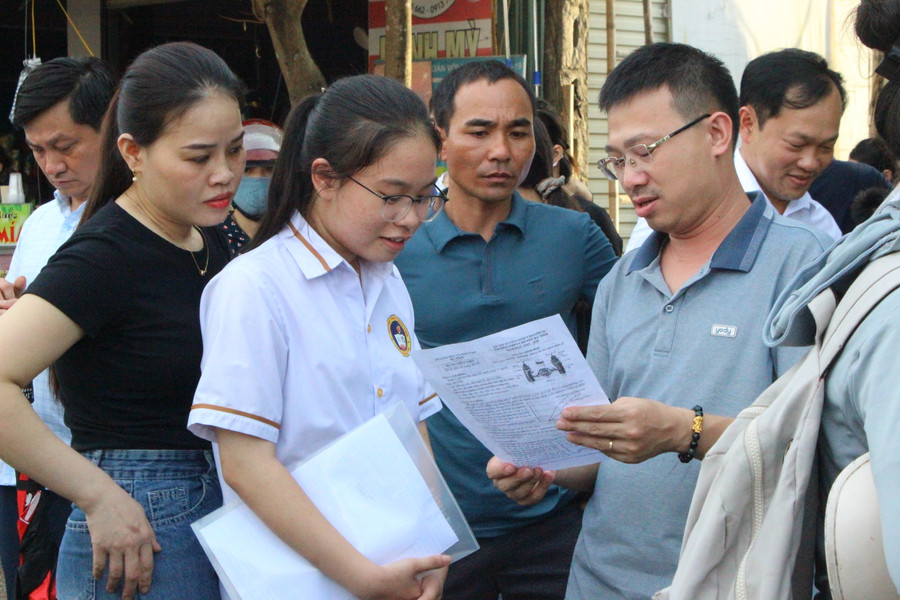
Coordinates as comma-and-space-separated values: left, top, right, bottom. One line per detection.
0, 56, 115, 600
626, 49, 844, 252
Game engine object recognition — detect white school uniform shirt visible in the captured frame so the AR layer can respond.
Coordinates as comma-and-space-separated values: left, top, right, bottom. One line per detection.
623, 151, 842, 254
188, 212, 441, 503
1, 192, 81, 486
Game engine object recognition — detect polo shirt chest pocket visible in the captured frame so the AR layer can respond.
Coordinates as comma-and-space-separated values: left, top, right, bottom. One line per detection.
527, 276, 547, 301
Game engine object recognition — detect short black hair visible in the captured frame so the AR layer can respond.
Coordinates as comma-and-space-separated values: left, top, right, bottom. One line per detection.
739, 49, 846, 128
850, 185, 891, 225
856, 0, 900, 156
12, 56, 117, 131
599, 43, 739, 147
849, 137, 898, 175
430, 60, 535, 130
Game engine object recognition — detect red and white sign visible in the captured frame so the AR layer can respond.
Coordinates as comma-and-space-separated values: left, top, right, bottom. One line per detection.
368, 0, 493, 72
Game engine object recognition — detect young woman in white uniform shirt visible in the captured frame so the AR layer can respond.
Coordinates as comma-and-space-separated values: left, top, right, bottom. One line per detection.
188, 74, 450, 600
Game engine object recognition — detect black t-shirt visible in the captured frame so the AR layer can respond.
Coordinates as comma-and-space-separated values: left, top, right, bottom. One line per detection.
575, 195, 624, 257
26, 201, 230, 451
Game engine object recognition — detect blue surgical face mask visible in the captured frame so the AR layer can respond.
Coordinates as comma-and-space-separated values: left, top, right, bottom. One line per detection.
233, 176, 270, 218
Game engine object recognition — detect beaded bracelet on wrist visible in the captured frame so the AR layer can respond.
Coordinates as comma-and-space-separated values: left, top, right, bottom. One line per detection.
678, 405, 704, 463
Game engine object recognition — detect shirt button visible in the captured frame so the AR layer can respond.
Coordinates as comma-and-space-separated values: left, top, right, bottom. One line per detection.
664, 304, 674, 313
367, 324, 371, 333
377, 388, 384, 397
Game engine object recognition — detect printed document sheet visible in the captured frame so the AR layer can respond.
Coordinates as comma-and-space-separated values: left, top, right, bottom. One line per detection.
412, 314, 608, 470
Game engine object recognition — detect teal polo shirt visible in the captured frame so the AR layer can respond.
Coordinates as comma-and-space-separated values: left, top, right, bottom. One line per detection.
394, 192, 617, 537
567, 193, 832, 600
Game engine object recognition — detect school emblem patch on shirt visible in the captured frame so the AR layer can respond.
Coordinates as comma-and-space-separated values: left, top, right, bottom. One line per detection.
387, 315, 411, 356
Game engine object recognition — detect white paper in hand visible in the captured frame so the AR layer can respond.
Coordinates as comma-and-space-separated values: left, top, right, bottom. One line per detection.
193, 411, 459, 600
412, 314, 608, 470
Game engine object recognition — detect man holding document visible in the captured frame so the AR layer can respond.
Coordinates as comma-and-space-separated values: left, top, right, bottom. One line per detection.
488, 43, 831, 599
394, 60, 617, 599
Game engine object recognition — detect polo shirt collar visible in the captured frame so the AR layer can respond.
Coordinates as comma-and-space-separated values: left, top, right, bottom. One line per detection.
630, 230, 666, 272
504, 191, 529, 231
282, 212, 395, 280
710, 192, 771, 271
53, 190, 85, 217
628, 192, 770, 274
425, 190, 527, 253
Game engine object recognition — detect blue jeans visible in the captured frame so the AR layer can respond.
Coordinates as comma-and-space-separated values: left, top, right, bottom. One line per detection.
56, 449, 222, 600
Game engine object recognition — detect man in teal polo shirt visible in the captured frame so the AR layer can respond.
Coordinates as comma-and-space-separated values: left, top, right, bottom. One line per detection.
394, 60, 617, 599
488, 43, 832, 599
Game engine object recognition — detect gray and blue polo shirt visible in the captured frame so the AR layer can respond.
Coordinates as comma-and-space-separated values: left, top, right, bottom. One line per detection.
568, 193, 831, 599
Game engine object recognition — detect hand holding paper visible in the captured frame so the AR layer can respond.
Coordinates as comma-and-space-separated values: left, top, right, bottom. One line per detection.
368, 556, 449, 600
559, 396, 736, 465
412, 315, 609, 470
485, 456, 555, 506
558, 396, 702, 464
192, 404, 477, 600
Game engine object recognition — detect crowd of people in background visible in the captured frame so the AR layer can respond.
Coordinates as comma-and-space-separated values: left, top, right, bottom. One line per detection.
0, 0, 899, 599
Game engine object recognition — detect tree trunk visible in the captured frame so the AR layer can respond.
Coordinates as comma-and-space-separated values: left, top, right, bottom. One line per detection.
383, 0, 412, 85
493, 0, 505, 56
252, 0, 326, 103
605, 0, 617, 223
543, 0, 590, 182
642, 0, 653, 44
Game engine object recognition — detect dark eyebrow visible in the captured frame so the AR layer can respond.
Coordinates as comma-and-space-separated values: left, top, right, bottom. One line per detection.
181, 131, 245, 151
27, 134, 75, 149
463, 117, 532, 130
786, 133, 839, 145
622, 133, 656, 148
380, 177, 440, 192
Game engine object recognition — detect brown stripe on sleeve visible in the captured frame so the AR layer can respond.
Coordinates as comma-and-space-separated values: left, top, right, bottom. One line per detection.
419, 392, 438, 406
191, 404, 281, 429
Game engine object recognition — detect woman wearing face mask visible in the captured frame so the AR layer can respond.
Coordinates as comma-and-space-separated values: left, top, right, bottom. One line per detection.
220, 119, 282, 254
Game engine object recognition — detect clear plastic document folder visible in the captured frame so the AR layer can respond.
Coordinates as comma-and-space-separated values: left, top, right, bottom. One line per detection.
191, 401, 478, 600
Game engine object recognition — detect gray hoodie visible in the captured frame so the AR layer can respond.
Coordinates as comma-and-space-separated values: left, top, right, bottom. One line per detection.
765, 185, 900, 347
765, 184, 900, 595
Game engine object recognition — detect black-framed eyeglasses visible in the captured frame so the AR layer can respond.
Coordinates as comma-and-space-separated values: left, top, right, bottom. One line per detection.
348, 177, 448, 223
596, 113, 711, 181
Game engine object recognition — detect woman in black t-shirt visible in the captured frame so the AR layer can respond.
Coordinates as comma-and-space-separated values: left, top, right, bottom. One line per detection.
0, 42, 245, 600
